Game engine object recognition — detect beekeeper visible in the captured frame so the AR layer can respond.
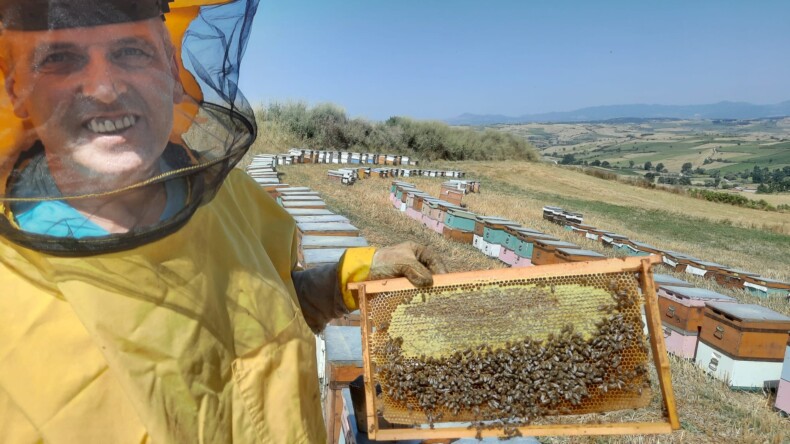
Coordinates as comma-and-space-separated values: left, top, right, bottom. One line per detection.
0, 1, 445, 442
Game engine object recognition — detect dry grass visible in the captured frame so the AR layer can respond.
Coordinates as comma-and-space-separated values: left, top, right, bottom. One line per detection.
442, 161, 790, 235
273, 163, 790, 443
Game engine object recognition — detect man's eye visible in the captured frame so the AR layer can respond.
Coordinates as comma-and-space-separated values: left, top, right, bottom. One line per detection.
35, 52, 84, 72
113, 47, 153, 66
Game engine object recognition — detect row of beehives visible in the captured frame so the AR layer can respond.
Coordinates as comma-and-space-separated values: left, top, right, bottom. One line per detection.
283, 148, 419, 166
389, 180, 790, 413
541, 206, 790, 300
246, 154, 369, 269
247, 154, 372, 441
324, 165, 467, 181
326, 166, 480, 189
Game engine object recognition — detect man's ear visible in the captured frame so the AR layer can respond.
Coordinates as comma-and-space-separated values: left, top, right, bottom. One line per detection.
4, 74, 29, 119
170, 52, 184, 104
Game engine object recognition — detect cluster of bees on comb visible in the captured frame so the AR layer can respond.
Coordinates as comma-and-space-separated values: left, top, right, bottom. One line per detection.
372, 277, 652, 438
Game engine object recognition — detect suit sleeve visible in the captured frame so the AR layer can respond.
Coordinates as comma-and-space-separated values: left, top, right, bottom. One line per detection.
291, 264, 347, 333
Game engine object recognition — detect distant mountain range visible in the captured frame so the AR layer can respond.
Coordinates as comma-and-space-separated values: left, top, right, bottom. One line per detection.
446, 100, 790, 125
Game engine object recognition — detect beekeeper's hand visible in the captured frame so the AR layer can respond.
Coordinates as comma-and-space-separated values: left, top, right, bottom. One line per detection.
369, 241, 448, 286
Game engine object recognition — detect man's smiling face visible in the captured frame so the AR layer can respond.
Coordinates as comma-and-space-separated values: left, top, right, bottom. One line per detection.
4, 18, 183, 187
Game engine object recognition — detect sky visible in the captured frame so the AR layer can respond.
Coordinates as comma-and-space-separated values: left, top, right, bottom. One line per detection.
237, 0, 790, 121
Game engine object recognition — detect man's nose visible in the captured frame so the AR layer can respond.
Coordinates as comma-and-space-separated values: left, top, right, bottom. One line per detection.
80, 55, 127, 103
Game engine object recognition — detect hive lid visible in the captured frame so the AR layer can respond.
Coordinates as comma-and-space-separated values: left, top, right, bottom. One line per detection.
535, 240, 579, 248
556, 248, 606, 257
630, 241, 658, 250
447, 208, 477, 219
297, 222, 359, 232
300, 235, 369, 248
510, 227, 543, 235
720, 268, 759, 277
652, 274, 693, 287
706, 302, 790, 323
285, 208, 334, 216
476, 215, 510, 222
484, 219, 522, 228
689, 260, 726, 269
661, 286, 735, 302
746, 276, 790, 286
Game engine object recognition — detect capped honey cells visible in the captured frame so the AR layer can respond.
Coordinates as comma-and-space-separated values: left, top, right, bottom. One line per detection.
367, 272, 652, 429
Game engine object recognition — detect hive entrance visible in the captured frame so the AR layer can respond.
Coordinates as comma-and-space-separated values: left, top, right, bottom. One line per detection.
352, 257, 679, 440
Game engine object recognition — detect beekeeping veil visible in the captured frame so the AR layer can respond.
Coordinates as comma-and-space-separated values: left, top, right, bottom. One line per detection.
0, 0, 258, 255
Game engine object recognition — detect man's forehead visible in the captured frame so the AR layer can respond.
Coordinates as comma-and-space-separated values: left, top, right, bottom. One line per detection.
5, 19, 166, 54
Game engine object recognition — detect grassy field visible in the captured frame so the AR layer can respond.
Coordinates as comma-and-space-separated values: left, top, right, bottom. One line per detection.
501, 119, 790, 177
269, 160, 790, 443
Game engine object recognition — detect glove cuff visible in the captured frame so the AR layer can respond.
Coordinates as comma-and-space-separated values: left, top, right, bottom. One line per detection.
337, 247, 376, 310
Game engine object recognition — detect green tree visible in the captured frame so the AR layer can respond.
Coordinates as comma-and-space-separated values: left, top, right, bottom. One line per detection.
681, 162, 693, 174
644, 161, 653, 171
655, 162, 665, 172
561, 154, 577, 165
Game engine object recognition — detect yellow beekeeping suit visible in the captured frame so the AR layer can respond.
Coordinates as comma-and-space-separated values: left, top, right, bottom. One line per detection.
0, 170, 327, 443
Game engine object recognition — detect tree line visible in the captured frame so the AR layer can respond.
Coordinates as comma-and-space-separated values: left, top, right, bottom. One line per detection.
255, 102, 538, 162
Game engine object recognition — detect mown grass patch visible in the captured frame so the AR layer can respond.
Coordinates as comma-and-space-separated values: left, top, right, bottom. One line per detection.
476, 173, 790, 272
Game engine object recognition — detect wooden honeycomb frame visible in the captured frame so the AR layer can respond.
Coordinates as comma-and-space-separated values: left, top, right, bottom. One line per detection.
349, 256, 679, 440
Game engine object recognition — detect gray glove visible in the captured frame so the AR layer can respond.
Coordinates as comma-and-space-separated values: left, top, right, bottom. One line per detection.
368, 241, 448, 287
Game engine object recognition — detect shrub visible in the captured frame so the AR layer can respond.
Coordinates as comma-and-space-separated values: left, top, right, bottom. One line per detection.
256, 102, 538, 162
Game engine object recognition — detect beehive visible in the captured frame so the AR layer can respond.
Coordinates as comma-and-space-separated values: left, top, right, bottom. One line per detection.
742, 275, 790, 298
712, 268, 759, 289
532, 240, 579, 265
683, 260, 726, 278
542, 206, 564, 222
513, 232, 559, 267
561, 211, 584, 225
406, 191, 430, 221
482, 219, 522, 258
628, 241, 661, 257
666, 254, 702, 274
445, 208, 478, 232
500, 227, 543, 267
774, 335, 790, 414
652, 273, 694, 289
350, 257, 678, 440
696, 302, 790, 389
472, 216, 510, 254
656, 286, 736, 359
555, 248, 607, 263
567, 223, 597, 238
600, 233, 629, 251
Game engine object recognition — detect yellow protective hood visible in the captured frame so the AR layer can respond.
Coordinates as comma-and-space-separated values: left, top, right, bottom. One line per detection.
0, 0, 259, 255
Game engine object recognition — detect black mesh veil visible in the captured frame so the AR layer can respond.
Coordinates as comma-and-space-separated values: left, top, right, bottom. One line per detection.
0, 0, 260, 255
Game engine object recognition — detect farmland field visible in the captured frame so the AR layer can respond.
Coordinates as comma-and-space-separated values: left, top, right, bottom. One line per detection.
259, 158, 790, 443
497, 118, 790, 176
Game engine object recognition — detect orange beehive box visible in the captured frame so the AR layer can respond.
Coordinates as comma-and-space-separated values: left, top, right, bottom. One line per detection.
699, 302, 790, 360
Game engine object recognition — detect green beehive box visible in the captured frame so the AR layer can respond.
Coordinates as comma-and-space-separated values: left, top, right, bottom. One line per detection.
444, 208, 478, 231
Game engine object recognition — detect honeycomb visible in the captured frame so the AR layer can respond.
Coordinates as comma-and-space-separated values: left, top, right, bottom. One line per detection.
365, 271, 652, 428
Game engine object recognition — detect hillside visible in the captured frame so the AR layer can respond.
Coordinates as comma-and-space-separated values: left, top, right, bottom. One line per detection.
493, 119, 790, 203
447, 101, 790, 125
270, 160, 789, 443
